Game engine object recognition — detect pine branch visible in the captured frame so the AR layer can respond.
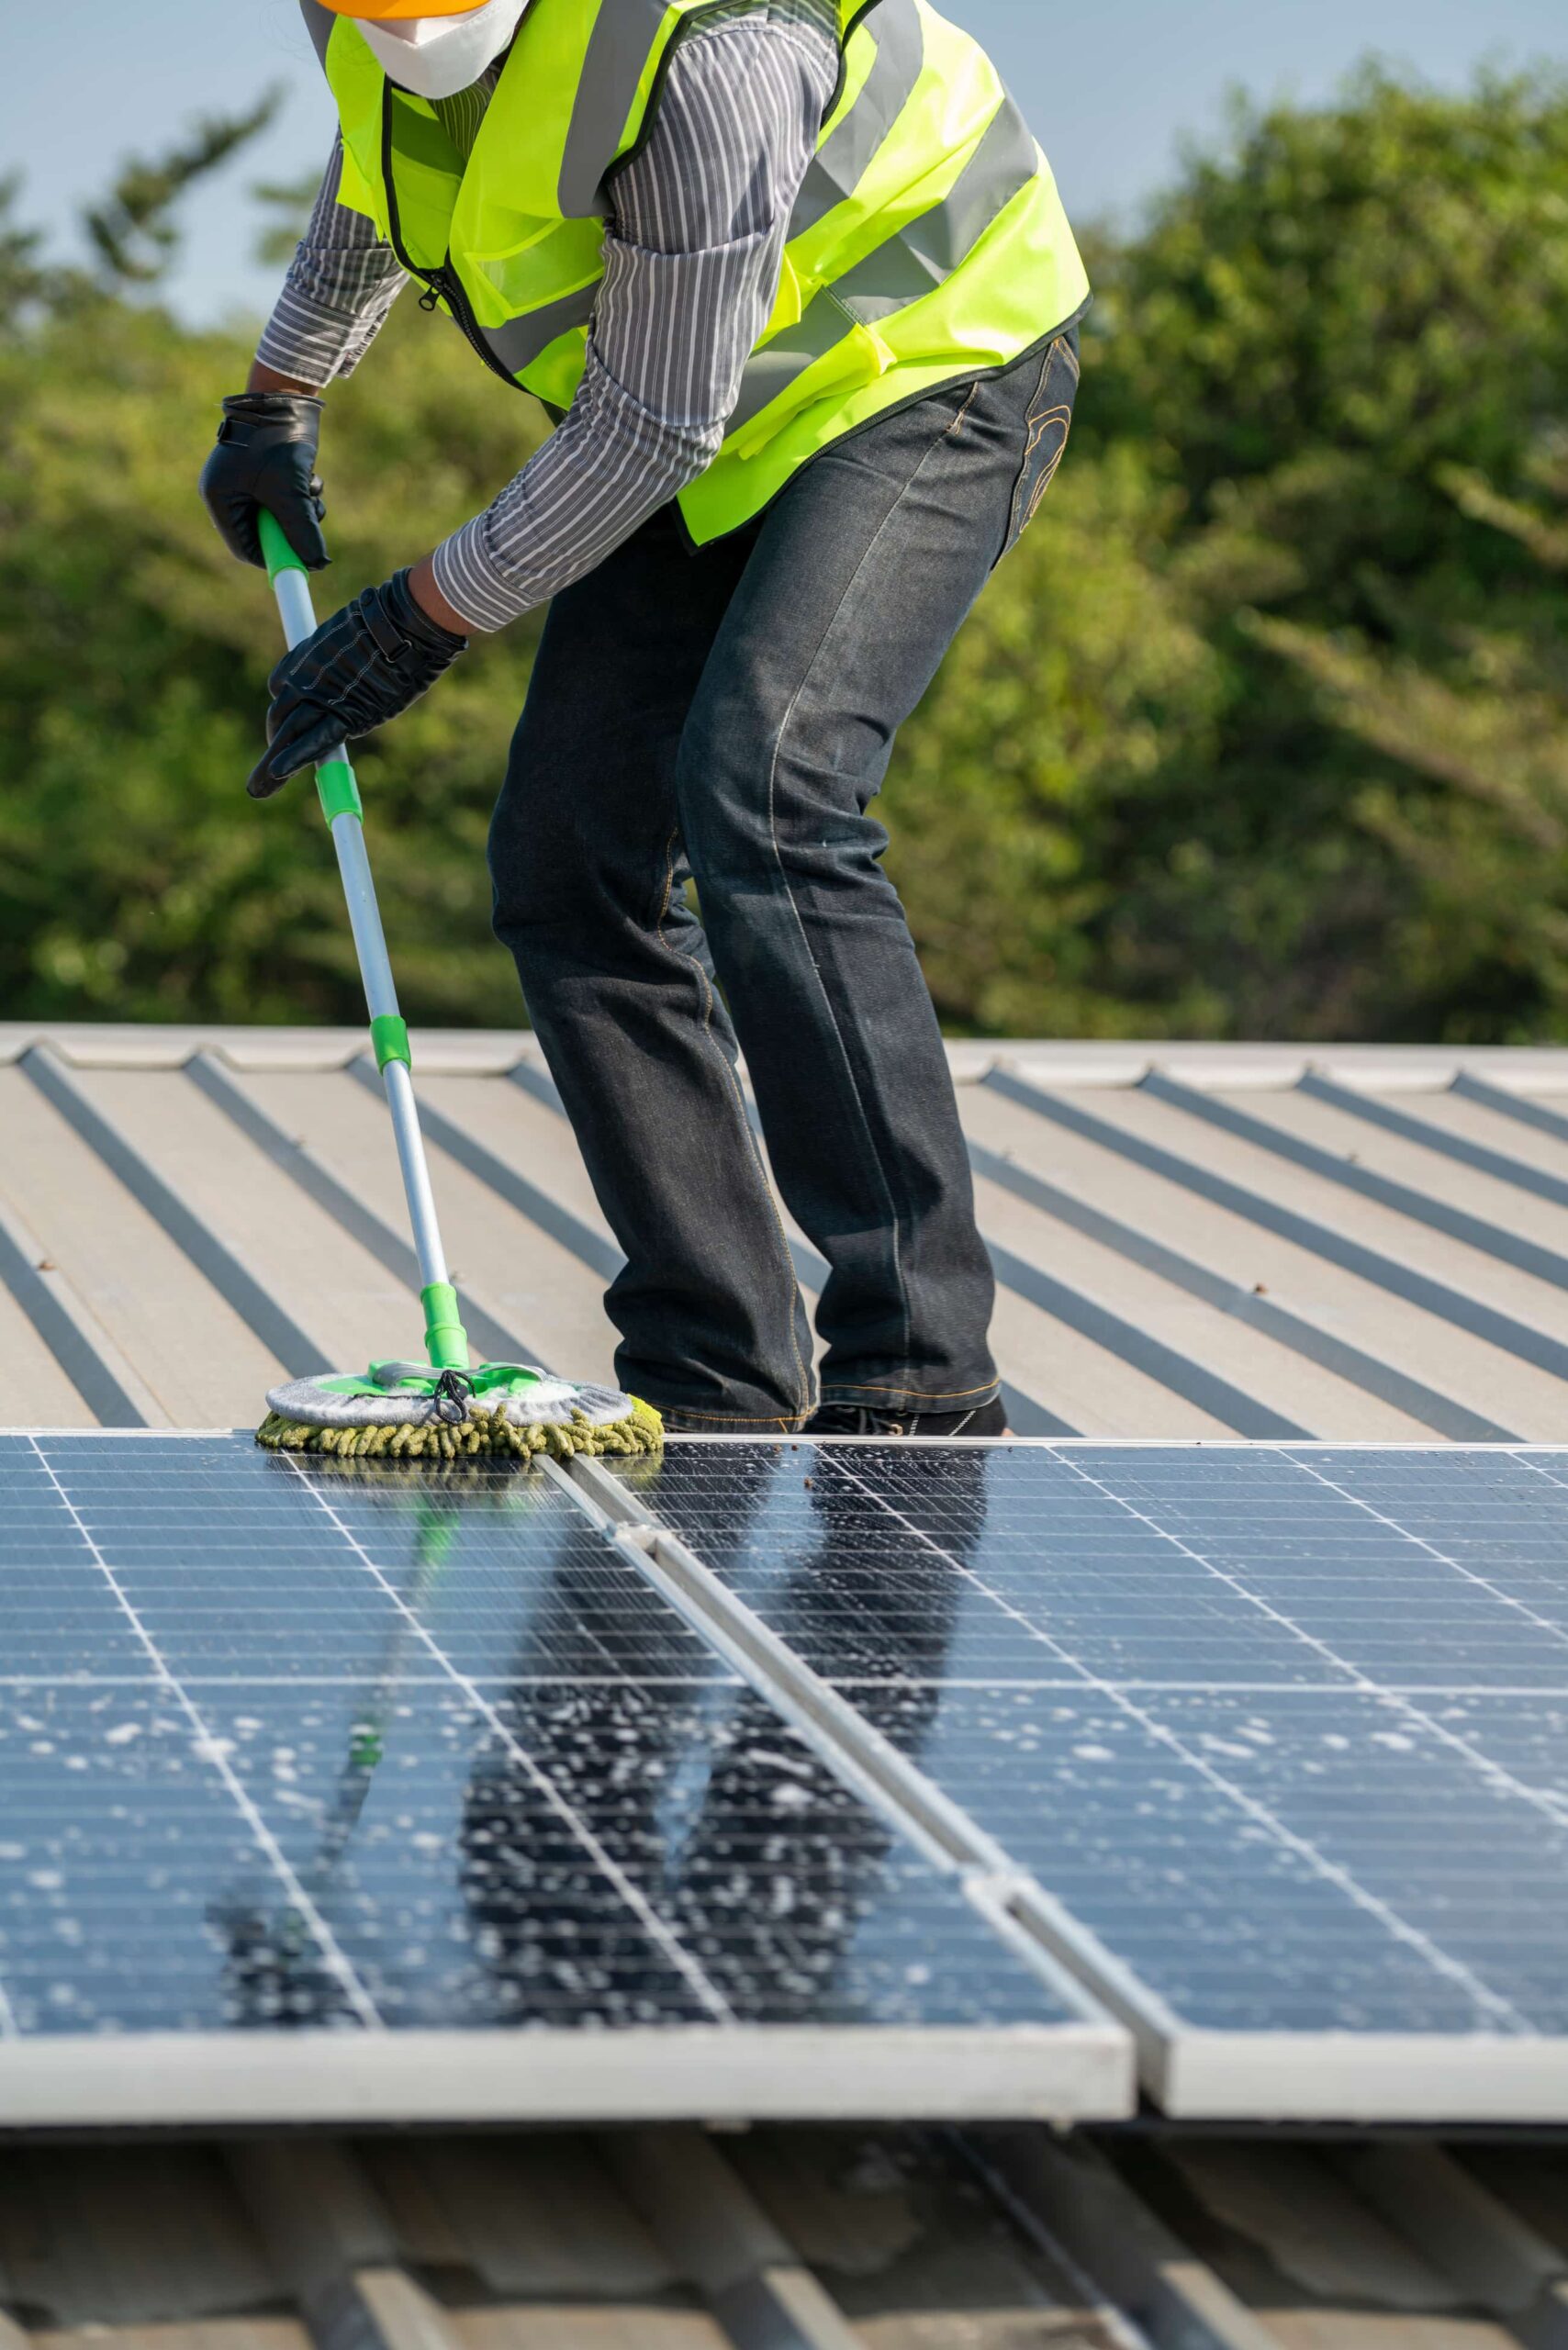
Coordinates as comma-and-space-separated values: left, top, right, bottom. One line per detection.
1437, 462, 1568, 572
84, 87, 286, 287
1245, 611, 1568, 850
0, 174, 45, 330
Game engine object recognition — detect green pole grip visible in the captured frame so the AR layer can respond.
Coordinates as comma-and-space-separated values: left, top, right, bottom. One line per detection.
371, 1014, 410, 1070
258, 507, 305, 582
256, 512, 363, 824
421, 1281, 470, 1372
317, 760, 363, 823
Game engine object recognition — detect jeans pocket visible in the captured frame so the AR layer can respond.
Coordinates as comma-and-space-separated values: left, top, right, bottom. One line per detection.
998, 331, 1079, 565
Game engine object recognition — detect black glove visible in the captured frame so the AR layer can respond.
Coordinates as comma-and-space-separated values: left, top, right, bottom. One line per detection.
248, 568, 468, 799
199, 391, 330, 571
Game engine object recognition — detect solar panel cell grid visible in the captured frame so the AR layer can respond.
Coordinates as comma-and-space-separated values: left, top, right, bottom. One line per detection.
0, 1681, 354, 2036
2, 1445, 151, 1678
893, 1685, 1499, 2033
610, 1440, 1568, 2098
197, 1676, 1059, 2031
23, 1444, 728, 1686
18, 1425, 1564, 2121
0, 1434, 1106, 2112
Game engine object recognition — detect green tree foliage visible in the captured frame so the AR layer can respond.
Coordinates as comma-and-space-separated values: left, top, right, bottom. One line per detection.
1055, 62, 1568, 1041
0, 174, 44, 338
4, 65, 1568, 1039
0, 151, 548, 1025
887, 448, 1226, 1035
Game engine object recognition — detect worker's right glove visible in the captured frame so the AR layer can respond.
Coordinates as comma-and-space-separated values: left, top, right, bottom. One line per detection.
247, 568, 467, 799
199, 391, 330, 572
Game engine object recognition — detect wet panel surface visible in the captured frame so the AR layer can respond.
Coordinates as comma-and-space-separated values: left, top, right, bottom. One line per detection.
16, 1438, 729, 1686
0, 1680, 352, 2035
0, 1439, 151, 1679
205, 1676, 1057, 2031
0, 1435, 1089, 2055
611, 1441, 1568, 2042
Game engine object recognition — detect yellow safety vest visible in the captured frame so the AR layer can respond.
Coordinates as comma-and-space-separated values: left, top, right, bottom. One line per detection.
302, 0, 1089, 543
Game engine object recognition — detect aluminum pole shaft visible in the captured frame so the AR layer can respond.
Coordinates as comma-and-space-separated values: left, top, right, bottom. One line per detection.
267, 545, 454, 1311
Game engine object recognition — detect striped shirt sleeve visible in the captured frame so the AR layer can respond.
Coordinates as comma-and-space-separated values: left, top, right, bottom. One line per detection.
432, 5, 838, 629
254, 137, 409, 385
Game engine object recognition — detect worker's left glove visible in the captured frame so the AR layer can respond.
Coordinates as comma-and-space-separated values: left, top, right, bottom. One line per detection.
248, 568, 467, 800
200, 392, 330, 571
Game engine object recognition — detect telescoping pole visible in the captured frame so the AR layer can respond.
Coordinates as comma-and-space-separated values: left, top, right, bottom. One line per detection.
257, 509, 469, 1374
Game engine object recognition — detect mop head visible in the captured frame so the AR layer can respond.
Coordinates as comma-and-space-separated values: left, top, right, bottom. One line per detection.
256, 1360, 662, 1461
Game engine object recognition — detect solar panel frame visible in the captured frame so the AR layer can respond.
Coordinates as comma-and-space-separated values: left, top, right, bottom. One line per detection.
0, 1430, 1130, 2129
584, 1436, 1568, 2123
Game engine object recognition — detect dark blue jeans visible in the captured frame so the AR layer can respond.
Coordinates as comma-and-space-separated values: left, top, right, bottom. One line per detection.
489, 330, 1079, 1428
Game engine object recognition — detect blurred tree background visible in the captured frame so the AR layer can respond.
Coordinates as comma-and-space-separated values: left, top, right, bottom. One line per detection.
3, 62, 1567, 1040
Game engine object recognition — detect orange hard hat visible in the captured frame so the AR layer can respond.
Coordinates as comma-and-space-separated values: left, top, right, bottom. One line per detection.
315, 0, 485, 16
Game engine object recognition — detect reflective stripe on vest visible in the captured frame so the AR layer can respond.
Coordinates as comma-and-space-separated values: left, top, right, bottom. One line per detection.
309, 0, 1089, 543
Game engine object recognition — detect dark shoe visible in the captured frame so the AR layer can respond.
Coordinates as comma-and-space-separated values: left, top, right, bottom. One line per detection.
804, 1397, 1009, 1438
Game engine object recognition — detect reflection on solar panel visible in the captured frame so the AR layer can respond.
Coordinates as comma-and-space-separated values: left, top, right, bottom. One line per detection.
0, 1434, 1126, 2128
607, 1440, 1568, 2121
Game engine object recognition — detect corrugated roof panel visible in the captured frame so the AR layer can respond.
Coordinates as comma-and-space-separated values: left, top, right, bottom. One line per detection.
1156, 1077, 1568, 1285
0, 1064, 286, 1426
736, 1090, 1211, 1438
82, 1065, 399, 1377
234, 1068, 622, 1387
0, 1227, 101, 1427
1454, 1077, 1568, 1141
418, 1072, 622, 1252
0, 2124, 1165, 2349
963, 1084, 1522, 1440
1028, 1079, 1568, 1438
970, 1167, 1391, 1438
6, 1030, 1568, 1439
0, 2143, 282, 2322
1122, 1078, 1568, 1341
1296, 1072, 1568, 1208
358, 2136, 677, 2297
978, 1275, 1227, 1438
445, 2305, 728, 2346
7, 2123, 1568, 2348
1233, 1080, 1568, 1256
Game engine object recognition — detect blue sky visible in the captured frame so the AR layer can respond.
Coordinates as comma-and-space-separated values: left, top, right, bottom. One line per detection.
16, 0, 1562, 322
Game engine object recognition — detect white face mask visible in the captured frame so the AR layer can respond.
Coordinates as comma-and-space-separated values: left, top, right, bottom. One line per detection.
359, 0, 527, 101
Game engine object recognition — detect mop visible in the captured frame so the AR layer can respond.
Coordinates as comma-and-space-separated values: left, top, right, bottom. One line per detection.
252, 511, 661, 1462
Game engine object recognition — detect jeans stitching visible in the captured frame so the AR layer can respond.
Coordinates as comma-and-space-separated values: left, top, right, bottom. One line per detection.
655, 824, 813, 1417
1018, 406, 1072, 532
944, 380, 982, 437
661, 1409, 807, 1429
1002, 340, 1074, 558
759, 401, 969, 1387
820, 1377, 1000, 1403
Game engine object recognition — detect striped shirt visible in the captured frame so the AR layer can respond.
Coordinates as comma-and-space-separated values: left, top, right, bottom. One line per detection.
257, 0, 841, 631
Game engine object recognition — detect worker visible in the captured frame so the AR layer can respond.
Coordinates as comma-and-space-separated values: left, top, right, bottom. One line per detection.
200, 0, 1087, 1438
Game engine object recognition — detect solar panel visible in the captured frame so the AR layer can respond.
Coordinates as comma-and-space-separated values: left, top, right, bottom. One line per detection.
0, 1433, 1126, 2128
605, 1439, 1568, 2121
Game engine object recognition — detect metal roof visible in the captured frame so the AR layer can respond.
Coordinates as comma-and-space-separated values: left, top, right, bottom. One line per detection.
4, 1025, 1568, 1438
8, 1026, 1568, 2340
4, 2121, 1568, 2350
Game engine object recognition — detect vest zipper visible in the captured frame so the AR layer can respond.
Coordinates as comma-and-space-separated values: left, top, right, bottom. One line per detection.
379, 89, 521, 392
